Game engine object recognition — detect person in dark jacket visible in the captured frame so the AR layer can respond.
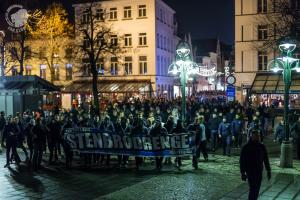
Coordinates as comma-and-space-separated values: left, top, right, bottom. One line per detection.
149, 118, 167, 170
187, 117, 203, 169
231, 114, 244, 148
240, 130, 271, 200
2, 117, 21, 167
172, 119, 186, 169
48, 115, 62, 164
0, 111, 6, 152
218, 117, 233, 156
31, 118, 46, 170
131, 117, 148, 170
274, 120, 284, 144
208, 113, 220, 151
291, 117, 300, 159
23, 119, 34, 163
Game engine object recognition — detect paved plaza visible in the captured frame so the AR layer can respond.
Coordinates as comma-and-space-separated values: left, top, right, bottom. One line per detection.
1, 145, 300, 200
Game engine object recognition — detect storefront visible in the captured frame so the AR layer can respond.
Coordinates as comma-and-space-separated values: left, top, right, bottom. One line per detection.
61, 79, 153, 109
250, 72, 300, 108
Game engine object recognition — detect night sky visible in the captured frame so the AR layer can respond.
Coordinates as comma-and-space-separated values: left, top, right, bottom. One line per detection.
0, 0, 234, 44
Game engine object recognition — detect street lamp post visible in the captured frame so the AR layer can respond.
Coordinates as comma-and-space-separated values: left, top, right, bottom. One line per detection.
168, 41, 199, 123
269, 41, 300, 168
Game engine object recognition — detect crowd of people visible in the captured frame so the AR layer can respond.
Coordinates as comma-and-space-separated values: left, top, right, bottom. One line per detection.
0, 97, 299, 171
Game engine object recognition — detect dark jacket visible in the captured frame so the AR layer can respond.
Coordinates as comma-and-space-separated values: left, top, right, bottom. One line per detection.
231, 119, 244, 135
208, 117, 220, 131
240, 140, 271, 174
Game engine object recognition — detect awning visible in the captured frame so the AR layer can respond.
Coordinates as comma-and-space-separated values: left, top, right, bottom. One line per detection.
251, 72, 300, 94
0, 75, 60, 91
63, 80, 152, 94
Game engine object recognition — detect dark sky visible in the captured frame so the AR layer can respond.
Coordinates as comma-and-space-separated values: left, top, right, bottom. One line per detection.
0, 0, 234, 44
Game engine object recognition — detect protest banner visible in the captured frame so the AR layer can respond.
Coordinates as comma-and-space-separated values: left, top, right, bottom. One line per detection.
64, 128, 196, 157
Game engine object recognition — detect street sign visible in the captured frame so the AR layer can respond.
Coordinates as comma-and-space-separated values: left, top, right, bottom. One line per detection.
226, 85, 235, 102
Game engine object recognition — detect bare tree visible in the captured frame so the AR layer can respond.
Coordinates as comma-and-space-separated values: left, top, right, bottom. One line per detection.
76, 2, 122, 114
255, 0, 300, 51
5, 9, 41, 76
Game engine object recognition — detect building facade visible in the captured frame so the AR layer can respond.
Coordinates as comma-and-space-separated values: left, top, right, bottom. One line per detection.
235, 0, 275, 103
70, 0, 178, 107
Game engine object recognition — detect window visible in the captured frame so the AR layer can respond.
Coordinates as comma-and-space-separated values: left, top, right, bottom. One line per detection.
258, 25, 268, 40
157, 55, 160, 75
40, 64, 47, 79
258, 51, 268, 71
157, 34, 160, 48
110, 35, 118, 46
83, 36, 90, 48
53, 64, 60, 81
96, 9, 104, 21
160, 35, 163, 49
124, 56, 132, 75
25, 65, 32, 75
109, 8, 117, 20
81, 9, 90, 24
241, 51, 244, 72
167, 38, 170, 51
160, 56, 164, 75
124, 34, 132, 47
124, 6, 132, 19
139, 56, 147, 74
65, 48, 72, 59
66, 64, 72, 80
110, 57, 118, 75
12, 66, 18, 76
97, 58, 104, 75
257, 0, 267, 13
138, 5, 146, 17
139, 33, 147, 46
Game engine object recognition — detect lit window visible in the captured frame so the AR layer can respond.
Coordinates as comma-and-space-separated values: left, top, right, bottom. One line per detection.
139, 33, 147, 46
110, 57, 118, 75
53, 64, 60, 81
66, 64, 72, 80
139, 56, 147, 74
124, 56, 132, 75
258, 51, 268, 71
109, 8, 117, 20
40, 64, 47, 79
97, 58, 105, 75
258, 25, 268, 40
124, 6, 132, 19
257, 0, 267, 13
25, 65, 32, 75
138, 5, 146, 17
124, 34, 132, 47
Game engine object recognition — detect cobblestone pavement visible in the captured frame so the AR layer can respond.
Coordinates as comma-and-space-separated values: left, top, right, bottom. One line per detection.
1, 147, 300, 200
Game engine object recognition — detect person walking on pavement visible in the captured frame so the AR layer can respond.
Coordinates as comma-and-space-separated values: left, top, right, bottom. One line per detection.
149, 118, 167, 170
240, 130, 271, 200
31, 118, 46, 170
274, 120, 284, 145
231, 114, 244, 148
208, 113, 220, 152
291, 117, 300, 160
2, 116, 21, 167
218, 117, 233, 156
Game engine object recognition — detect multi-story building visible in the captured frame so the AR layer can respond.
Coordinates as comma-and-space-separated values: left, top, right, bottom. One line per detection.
68, 0, 178, 107
235, 0, 273, 103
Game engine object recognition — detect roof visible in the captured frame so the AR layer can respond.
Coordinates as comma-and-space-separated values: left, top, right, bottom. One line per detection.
251, 72, 300, 94
0, 75, 60, 91
63, 79, 152, 93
